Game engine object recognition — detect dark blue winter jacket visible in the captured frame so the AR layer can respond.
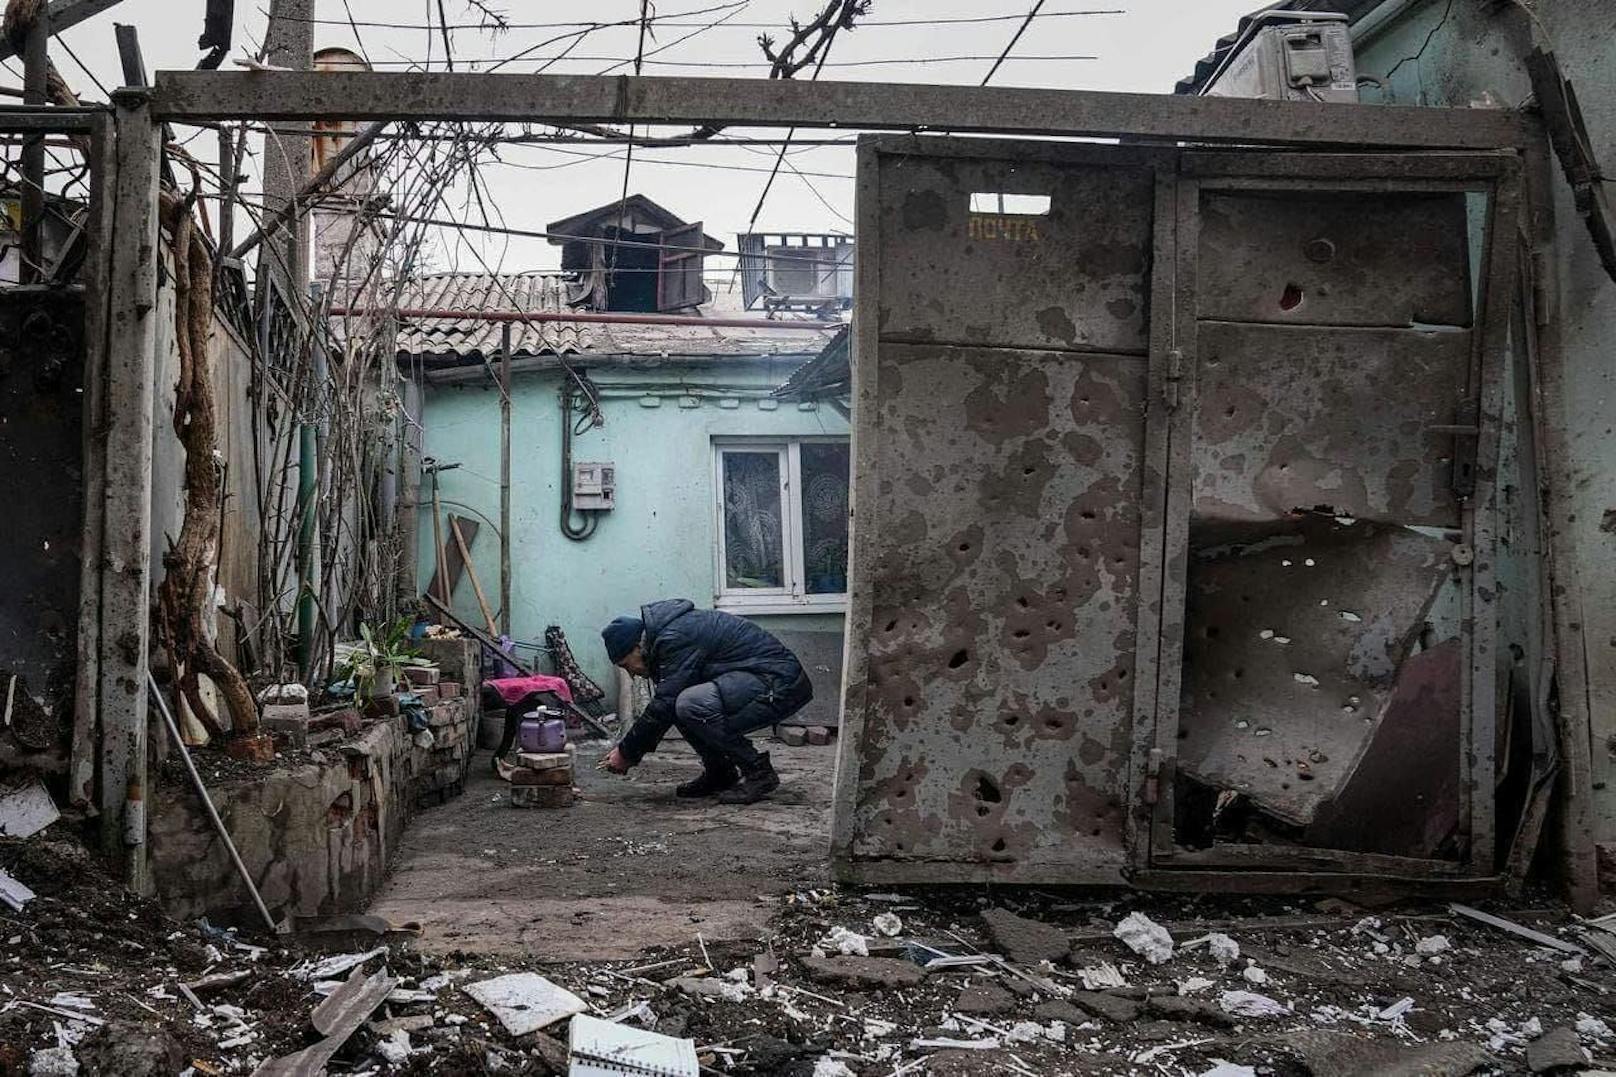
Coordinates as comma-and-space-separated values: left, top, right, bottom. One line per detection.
618, 599, 811, 763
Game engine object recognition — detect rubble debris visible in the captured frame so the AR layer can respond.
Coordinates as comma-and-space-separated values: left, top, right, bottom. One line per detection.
1218, 990, 1290, 1018
1526, 1026, 1589, 1073
955, 982, 1017, 1015
812, 1059, 857, 1077
0, 865, 36, 911
799, 955, 927, 989
1415, 933, 1452, 956
1577, 1014, 1613, 1040
1448, 903, 1587, 956
1183, 931, 1240, 967
1148, 996, 1238, 1030
1277, 1030, 1494, 1077
872, 911, 904, 937
1197, 1065, 1256, 1077
1073, 991, 1142, 1023
0, 776, 59, 839
26, 1047, 78, 1077
819, 925, 870, 956
1077, 960, 1128, 989
1115, 911, 1176, 965
292, 945, 388, 981
568, 1013, 699, 1076
464, 971, 587, 1036
981, 907, 1069, 964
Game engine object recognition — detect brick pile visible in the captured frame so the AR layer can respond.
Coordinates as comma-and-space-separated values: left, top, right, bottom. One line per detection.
411, 638, 482, 808
510, 746, 576, 809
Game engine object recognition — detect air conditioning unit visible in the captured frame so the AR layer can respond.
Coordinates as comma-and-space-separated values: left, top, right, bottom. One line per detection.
572, 462, 616, 511
738, 233, 854, 312
1203, 11, 1357, 103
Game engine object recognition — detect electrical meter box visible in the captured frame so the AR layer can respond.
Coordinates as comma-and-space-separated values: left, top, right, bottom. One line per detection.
572, 461, 616, 511
1203, 11, 1357, 104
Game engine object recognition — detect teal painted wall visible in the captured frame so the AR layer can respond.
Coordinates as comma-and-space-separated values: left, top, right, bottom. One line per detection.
1349, 0, 1616, 869
419, 356, 850, 711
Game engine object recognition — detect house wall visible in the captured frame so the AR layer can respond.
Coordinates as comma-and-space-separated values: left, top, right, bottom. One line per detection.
419, 356, 850, 726
1349, 0, 1616, 888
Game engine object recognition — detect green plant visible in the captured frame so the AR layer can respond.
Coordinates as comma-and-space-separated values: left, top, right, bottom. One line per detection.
337, 618, 430, 696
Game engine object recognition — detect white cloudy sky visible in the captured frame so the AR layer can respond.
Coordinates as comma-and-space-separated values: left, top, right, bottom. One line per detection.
31, 0, 1264, 272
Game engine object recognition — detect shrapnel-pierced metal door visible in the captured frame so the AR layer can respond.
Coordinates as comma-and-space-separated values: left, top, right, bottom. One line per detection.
831, 135, 1523, 889
830, 138, 1177, 884
1144, 151, 1520, 885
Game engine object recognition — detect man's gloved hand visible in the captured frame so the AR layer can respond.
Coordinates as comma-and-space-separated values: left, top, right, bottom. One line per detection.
600, 746, 632, 775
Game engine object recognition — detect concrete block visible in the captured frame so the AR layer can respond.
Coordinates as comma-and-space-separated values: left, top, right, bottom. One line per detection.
413, 684, 441, 705
777, 726, 808, 747
438, 681, 462, 699
262, 703, 311, 749
511, 785, 575, 809
806, 726, 834, 746
511, 766, 573, 787
403, 666, 440, 686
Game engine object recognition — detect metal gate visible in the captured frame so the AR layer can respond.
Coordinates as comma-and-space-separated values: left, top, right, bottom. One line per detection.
831, 136, 1524, 888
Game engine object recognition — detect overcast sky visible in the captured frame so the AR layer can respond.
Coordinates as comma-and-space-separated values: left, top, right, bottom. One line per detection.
35, 0, 1262, 272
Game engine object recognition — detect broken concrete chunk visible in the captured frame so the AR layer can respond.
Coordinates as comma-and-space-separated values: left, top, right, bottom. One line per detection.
1072, 991, 1141, 1023
954, 982, 1017, 1015
670, 976, 752, 1003
0, 867, 36, 913
798, 955, 926, 989
1033, 1000, 1089, 1026
1147, 995, 1237, 1030
1415, 934, 1451, 956
872, 912, 903, 938
1526, 1026, 1590, 1073
27, 1048, 78, 1077
1278, 1030, 1494, 1077
463, 972, 586, 1036
1114, 911, 1175, 965
980, 907, 1069, 965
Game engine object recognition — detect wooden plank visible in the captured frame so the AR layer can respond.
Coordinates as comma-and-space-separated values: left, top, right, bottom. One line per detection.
425, 515, 477, 606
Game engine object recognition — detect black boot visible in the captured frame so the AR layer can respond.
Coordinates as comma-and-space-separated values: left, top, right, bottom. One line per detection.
717, 753, 780, 805
677, 763, 739, 799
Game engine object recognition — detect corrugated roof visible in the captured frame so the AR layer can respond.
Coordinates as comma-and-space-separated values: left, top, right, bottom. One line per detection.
775, 326, 850, 400
385, 272, 842, 365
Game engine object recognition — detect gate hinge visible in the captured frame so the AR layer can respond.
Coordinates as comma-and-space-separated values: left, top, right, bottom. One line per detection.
1164, 349, 1184, 410
1144, 747, 1164, 806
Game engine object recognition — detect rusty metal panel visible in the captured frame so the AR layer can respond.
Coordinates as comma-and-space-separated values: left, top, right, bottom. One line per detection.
846, 343, 1147, 877
1197, 190, 1473, 327
1192, 323, 1472, 528
1175, 516, 1458, 828
874, 151, 1155, 354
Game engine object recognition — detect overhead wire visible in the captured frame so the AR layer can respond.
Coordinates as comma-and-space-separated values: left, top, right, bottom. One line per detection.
983, 1, 1048, 86
255, 7, 1124, 31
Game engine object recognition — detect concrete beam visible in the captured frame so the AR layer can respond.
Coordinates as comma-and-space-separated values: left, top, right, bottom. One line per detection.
149, 72, 1531, 150
0, 0, 129, 63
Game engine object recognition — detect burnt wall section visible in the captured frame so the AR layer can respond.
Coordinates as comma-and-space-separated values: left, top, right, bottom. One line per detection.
0, 289, 85, 772
836, 140, 1161, 882
148, 639, 483, 923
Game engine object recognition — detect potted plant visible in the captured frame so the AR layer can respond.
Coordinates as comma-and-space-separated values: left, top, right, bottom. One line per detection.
338, 618, 432, 699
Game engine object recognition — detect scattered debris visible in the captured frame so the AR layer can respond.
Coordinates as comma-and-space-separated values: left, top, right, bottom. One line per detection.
1077, 960, 1128, 989
1277, 1031, 1495, 1077
1218, 990, 1291, 1018
872, 911, 904, 938
800, 955, 928, 990
1114, 911, 1176, 965
0, 776, 59, 839
981, 908, 1069, 965
253, 967, 396, 1077
1448, 904, 1587, 956
0, 866, 36, 912
569, 1013, 699, 1076
1525, 1026, 1589, 1073
464, 972, 587, 1036
1415, 934, 1452, 956
820, 926, 870, 957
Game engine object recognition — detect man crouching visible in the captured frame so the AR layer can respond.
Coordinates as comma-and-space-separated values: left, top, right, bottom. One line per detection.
599, 598, 813, 804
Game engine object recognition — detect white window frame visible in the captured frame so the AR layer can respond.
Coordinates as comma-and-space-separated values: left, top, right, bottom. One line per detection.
712, 437, 849, 614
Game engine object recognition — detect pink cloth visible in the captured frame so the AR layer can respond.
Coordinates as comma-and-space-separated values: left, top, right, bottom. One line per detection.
485, 674, 574, 706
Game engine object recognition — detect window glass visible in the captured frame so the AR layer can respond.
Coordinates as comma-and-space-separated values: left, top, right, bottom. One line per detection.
722, 452, 785, 589
800, 442, 851, 595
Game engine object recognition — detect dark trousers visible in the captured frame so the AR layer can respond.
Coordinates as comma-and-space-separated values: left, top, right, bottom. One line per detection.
672, 669, 812, 770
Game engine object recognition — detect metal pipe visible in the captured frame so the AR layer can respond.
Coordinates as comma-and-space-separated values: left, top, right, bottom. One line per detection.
330, 306, 838, 332
147, 672, 279, 934
498, 322, 512, 636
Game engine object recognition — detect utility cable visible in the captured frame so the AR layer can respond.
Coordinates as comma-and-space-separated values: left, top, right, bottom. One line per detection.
983, 1, 1048, 86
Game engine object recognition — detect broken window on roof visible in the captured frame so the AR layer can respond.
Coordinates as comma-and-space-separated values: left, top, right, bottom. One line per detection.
714, 439, 849, 610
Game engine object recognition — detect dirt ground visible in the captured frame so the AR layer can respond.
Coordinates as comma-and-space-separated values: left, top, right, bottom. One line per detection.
366, 735, 837, 961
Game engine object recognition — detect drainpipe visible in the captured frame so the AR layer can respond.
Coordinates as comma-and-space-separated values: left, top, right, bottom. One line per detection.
499, 323, 512, 635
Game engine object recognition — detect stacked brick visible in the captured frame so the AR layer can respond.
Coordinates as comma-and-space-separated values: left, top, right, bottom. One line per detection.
510, 746, 575, 809
410, 638, 482, 808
